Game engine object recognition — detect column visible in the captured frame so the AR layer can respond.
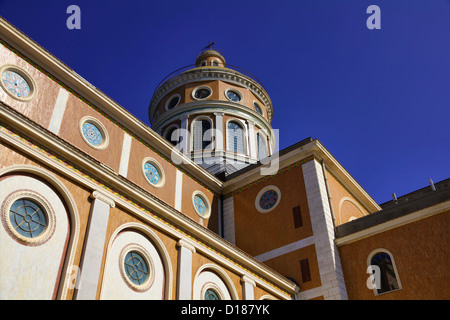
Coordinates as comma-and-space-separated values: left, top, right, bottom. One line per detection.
246, 121, 257, 159
75, 190, 115, 300
241, 276, 256, 300
177, 239, 196, 300
214, 112, 224, 153
180, 115, 189, 155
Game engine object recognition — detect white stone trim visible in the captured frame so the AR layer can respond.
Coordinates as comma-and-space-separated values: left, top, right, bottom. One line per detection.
177, 239, 196, 300
175, 169, 183, 211
302, 159, 348, 300
100, 222, 174, 299
254, 236, 314, 262
48, 87, 69, 135
241, 276, 256, 300
193, 263, 239, 300
75, 190, 114, 300
214, 112, 224, 152
222, 197, 235, 245
118, 132, 132, 177
338, 197, 367, 224
91, 190, 115, 208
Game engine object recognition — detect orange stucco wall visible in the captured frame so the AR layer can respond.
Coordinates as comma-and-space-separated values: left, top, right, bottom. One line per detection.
231, 163, 312, 257
339, 210, 450, 299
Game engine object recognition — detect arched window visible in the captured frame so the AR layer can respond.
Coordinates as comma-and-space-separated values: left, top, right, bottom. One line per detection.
369, 250, 401, 295
257, 133, 267, 160
227, 121, 245, 154
193, 118, 212, 151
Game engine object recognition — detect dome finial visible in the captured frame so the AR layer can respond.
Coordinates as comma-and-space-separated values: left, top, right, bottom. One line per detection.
204, 41, 215, 51
196, 42, 226, 67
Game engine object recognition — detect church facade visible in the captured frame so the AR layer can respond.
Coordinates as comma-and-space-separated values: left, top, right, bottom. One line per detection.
0, 17, 449, 300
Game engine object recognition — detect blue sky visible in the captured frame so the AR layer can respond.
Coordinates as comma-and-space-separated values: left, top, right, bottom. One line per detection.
1, 0, 449, 204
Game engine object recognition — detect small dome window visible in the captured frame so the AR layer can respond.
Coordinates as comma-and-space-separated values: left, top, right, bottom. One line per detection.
166, 94, 180, 110
192, 86, 212, 100
225, 89, 242, 103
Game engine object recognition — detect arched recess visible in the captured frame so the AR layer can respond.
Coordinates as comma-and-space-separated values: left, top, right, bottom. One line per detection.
367, 248, 402, 295
226, 119, 247, 156
191, 116, 214, 152
0, 164, 80, 299
192, 263, 239, 300
100, 222, 173, 300
338, 197, 366, 224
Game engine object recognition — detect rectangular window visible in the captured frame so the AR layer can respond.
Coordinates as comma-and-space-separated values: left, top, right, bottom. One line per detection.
300, 259, 311, 283
293, 206, 303, 228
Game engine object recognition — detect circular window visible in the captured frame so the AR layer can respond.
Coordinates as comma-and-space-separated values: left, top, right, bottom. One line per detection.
2, 191, 56, 245
124, 251, 149, 285
192, 191, 211, 219
192, 86, 212, 100
253, 102, 263, 115
204, 288, 221, 300
225, 89, 242, 102
144, 162, 160, 185
166, 94, 180, 110
79, 116, 109, 150
142, 158, 165, 188
9, 198, 47, 238
0, 65, 36, 101
120, 245, 154, 292
255, 185, 281, 213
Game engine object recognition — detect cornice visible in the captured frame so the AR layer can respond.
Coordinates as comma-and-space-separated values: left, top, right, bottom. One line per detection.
0, 17, 223, 194
153, 100, 273, 134
223, 139, 381, 213
149, 67, 273, 123
0, 102, 297, 298
335, 200, 450, 246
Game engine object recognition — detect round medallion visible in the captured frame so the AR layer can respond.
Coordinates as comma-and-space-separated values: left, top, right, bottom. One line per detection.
143, 162, 160, 185
2, 71, 30, 98
259, 190, 278, 210
192, 191, 210, 219
82, 122, 103, 146
0, 65, 36, 101
194, 195, 207, 216
79, 117, 109, 150
255, 185, 281, 213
